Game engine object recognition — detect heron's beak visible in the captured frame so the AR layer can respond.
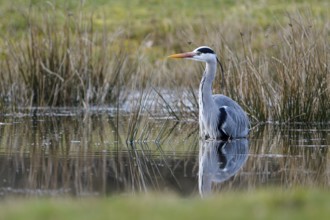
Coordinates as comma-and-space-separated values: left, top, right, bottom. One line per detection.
168, 52, 196, 59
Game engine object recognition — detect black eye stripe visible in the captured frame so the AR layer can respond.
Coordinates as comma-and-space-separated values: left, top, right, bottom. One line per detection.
197, 47, 215, 54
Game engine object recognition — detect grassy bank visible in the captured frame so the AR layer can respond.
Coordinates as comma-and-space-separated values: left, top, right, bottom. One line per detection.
0, 0, 329, 122
0, 189, 329, 220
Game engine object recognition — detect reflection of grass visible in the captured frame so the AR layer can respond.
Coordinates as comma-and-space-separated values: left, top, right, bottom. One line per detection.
1, 189, 329, 220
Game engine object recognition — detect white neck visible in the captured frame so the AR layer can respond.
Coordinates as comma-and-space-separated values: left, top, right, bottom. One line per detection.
199, 61, 217, 110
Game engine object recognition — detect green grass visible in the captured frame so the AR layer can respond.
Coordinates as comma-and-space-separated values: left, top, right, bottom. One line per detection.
0, 189, 329, 220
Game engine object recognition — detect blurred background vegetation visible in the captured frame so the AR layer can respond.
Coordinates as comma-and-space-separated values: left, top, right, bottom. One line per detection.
1, 0, 328, 56
1, 189, 330, 220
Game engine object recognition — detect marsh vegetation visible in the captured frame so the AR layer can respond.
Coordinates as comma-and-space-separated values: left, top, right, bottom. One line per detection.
0, 0, 329, 123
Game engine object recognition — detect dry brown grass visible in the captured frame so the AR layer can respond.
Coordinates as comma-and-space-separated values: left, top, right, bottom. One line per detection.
0, 8, 329, 123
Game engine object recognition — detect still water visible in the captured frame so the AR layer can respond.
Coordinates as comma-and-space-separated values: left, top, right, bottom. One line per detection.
0, 109, 329, 198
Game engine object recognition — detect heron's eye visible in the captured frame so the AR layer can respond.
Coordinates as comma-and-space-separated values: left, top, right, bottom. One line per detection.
196, 51, 202, 56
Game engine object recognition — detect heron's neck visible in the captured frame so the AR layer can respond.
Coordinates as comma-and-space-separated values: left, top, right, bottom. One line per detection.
199, 61, 216, 108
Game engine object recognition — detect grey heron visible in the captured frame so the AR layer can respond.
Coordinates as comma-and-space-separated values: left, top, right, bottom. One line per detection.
168, 46, 250, 140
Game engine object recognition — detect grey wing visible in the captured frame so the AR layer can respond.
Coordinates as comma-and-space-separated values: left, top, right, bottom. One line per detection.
213, 94, 250, 138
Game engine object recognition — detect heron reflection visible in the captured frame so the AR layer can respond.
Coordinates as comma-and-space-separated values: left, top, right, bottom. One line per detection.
198, 139, 249, 197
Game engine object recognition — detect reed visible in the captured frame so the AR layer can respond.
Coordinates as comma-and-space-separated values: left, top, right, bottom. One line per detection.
0, 7, 134, 108
164, 13, 330, 123
0, 3, 329, 123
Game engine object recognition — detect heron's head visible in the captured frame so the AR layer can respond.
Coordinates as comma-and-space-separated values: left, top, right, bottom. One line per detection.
168, 46, 217, 63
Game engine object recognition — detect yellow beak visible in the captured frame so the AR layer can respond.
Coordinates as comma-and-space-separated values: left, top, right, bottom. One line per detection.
168, 52, 196, 58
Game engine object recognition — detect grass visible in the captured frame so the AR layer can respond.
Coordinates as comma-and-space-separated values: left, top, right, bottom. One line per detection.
0, 0, 329, 123
0, 189, 329, 220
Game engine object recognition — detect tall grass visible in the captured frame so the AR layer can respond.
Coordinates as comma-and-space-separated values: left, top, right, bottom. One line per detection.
225, 15, 330, 122
165, 13, 330, 123
0, 3, 329, 123
0, 7, 135, 108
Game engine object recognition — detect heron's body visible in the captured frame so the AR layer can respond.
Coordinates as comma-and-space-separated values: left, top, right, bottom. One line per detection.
168, 46, 250, 140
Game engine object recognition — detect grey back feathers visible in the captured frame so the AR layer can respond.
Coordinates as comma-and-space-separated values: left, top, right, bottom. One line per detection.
213, 94, 250, 139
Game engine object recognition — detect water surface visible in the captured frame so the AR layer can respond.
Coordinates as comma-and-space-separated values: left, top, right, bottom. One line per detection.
0, 110, 329, 197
